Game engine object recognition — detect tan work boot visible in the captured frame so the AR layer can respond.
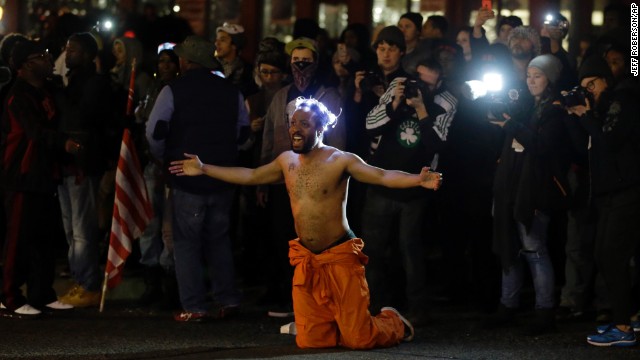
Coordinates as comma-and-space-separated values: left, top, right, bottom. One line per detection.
59, 285, 101, 307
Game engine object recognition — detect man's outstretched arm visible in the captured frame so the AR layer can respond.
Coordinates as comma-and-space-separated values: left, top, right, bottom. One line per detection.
169, 153, 284, 186
345, 153, 442, 190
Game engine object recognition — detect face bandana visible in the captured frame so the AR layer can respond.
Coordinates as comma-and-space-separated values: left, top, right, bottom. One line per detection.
291, 60, 318, 92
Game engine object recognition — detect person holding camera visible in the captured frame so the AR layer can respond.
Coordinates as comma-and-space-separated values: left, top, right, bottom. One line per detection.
351, 26, 409, 158
344, 26, 409, 235
362, 57, 457, 326
487, 54, 573, 335
540, 12, 577, 93
566, 56, 640, 347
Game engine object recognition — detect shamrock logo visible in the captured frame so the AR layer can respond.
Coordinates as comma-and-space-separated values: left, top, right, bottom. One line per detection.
397, 119, 421, 148
401, 127, 418, 144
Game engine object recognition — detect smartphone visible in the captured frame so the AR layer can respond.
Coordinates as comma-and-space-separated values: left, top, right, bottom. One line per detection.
482, 0, 492, 11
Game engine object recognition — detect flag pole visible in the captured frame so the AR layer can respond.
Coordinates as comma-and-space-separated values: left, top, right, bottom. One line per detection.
99, 272, 109, 312
126, 57, 137, 116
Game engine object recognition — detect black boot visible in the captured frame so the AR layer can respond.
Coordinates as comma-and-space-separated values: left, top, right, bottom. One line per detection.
481, 304, 517, 329
526, 308, 556, 336
138, 266, 164, 307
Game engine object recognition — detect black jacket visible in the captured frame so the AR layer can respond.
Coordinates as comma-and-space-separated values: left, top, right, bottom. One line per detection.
579, 87, 640, 196
1, 78, 66, 193
492, 95, 572, 270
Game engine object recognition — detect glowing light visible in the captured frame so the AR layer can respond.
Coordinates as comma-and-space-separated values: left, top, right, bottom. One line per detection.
173, 5, 181, 13
483, 73, 503, 92
103, 20, 113, 30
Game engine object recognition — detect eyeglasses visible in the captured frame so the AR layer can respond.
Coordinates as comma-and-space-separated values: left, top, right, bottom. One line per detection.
259, 69, 282, 75
583, 77, 599, 91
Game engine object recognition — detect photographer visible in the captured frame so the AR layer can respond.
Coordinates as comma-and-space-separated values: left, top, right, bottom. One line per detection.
361, 57, 457, 326
350, 26, 409, 157
487, 54, 572, 335
568, 56, 640, 347
345, 25, 408, 235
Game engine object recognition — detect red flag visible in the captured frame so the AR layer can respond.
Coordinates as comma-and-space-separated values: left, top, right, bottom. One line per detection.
104, 129, 153, 288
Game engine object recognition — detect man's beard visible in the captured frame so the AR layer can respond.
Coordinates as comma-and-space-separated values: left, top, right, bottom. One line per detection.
511, 47, 533, 60
291, 136, 317, 154
291, 141, 313, 154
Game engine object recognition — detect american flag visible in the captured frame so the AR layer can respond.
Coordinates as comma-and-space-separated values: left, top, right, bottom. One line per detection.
104, 129, 153, 289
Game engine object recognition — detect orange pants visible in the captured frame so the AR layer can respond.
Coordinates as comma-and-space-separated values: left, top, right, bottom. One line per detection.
288, 238, 405, 349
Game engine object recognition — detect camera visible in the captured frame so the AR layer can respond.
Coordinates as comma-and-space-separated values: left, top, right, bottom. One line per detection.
360, 71, 383, 92
543, 13, 570, 36
487, 88, 523, 121
404, 79, 428, 99
561, 86, 587, 107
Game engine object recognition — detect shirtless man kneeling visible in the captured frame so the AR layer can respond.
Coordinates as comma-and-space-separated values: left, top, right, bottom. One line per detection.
169, 98, 442, 349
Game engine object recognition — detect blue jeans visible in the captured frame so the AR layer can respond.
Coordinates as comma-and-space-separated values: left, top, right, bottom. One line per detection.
501, 211, 555, 309
171, 188, 241, 312
58, 175, 101, 291
360, 188, 429, 313
138, 163, 172, 269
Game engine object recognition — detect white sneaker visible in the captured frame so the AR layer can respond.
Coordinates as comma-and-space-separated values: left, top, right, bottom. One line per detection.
1, 302, 42, 315
381, 306, 414, 342
279, 321, 297, 335
15, 304, 41, 315
46, 300, 74, 310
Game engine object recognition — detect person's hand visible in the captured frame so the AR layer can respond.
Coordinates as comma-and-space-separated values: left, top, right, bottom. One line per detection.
405, 89, 424, 109
371, 85, 385, 98
567, 105, 588, 117
250, 117, 264, 132
490, 113, 511, 127
169, 153, 204, 176
566, 97, 591, 117
256, 187, 268, 208
419, 166, 443, 190
65, 139, 82, 154
392, 78, 407, 109
474, 7, 495, 28
354, 70, 366, 90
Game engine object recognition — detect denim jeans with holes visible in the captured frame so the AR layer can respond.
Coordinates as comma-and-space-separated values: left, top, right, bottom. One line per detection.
500, 211, 555, 310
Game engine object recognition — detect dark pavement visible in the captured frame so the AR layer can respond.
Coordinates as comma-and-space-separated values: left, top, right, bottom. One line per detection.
1, 274, 639, 360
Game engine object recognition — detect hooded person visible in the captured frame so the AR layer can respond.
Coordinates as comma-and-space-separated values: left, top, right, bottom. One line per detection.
110, 36, 152, 109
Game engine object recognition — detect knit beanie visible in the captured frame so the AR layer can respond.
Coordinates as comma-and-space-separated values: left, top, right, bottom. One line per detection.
256, 50, 288, 71
578, 55, 613, 81
373, 26, 406, 52
400, 12, 424, 31
508, 26, 541, 57
528, 54, 562, 84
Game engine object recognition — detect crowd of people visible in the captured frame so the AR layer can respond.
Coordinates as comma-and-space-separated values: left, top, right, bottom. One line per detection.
0, 1, 638, 350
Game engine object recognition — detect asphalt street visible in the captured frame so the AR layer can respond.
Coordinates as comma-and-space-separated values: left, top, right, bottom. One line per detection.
1, 286, 639, 360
